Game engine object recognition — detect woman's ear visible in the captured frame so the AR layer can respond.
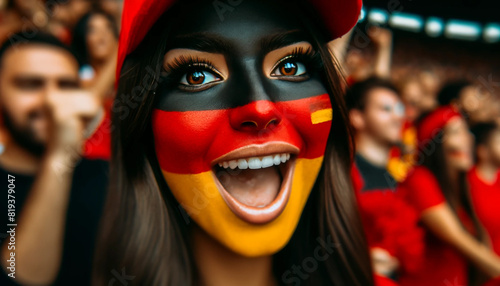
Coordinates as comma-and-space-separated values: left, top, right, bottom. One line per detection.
349, 109, 365, 131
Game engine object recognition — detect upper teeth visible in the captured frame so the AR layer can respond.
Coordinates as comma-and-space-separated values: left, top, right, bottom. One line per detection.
218, 153, 291, 170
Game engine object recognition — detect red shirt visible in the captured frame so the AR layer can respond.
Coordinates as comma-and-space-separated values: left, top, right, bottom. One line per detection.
468, 166, 500, 255
375, 274, 399, 286
351, 157, 423, 274
483, 277, 500, 286
83, 110, 111, 160
397, 166, 469, 286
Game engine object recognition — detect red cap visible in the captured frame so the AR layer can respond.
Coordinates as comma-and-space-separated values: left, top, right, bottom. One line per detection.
417, 105, 462, 145
116, 0, 363, 81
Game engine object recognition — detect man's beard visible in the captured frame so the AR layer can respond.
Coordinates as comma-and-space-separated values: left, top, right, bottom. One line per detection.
1, 107, 46, 157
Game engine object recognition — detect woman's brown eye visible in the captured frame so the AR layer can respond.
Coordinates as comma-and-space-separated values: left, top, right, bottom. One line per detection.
180, 69, 220, 86
280, 62, 298, 76
272, 60, 307, 78
187, 71, 205, 85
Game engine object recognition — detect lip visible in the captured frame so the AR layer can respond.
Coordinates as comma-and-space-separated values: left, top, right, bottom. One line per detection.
212, 157, 295, 224
210, 142, 299, 224
448, 150, 471, 159
211, 142, 300, 166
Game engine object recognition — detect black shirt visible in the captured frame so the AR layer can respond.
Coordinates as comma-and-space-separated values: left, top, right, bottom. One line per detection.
0, 159, 108, 285
355, 153, 397, 192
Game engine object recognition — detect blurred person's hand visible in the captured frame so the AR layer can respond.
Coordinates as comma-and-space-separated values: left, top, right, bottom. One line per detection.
0, 89, 102, 285
45, 90, 101, 160
369, 27, 392, 48
371, 247, 400, 277
369, 27, 393, 79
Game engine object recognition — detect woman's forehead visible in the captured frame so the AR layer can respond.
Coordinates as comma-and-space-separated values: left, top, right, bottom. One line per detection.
168, 0, 309, 52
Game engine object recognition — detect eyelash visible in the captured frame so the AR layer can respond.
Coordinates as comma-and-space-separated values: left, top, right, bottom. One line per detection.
160, 47, 322, 90
270, 47, 322, 77
162, 56, 223, 88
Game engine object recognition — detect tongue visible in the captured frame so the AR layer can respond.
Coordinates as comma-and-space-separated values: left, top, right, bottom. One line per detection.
216, 166, 282, 208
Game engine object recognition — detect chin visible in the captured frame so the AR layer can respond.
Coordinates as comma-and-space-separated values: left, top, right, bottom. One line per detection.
383, 136, 401, 147
32, 132, 48, 146
453, 160, 473, 172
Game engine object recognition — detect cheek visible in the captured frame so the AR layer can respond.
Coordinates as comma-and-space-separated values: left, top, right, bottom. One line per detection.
445, 132, 461, 147
7, 95, 39, 118
492, 145, 500, 160
366, 111, 389, 129
274, 94, 332, 159
152, 93, 333, 174
152, 109, 226, 174
152, 94, 332, 256
87, 35, 100, 50
444, 137, 472, 165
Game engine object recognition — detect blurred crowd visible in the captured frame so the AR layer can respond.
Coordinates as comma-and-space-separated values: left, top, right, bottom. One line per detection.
0, 0, 499, 285
0, 1, 119, 285
337, 23, 500, 285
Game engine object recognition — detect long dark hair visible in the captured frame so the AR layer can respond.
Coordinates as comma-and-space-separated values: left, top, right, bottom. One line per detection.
71, 10, 118, 66
93, 1, 373, 285
418, 116, 486, 286
417, 117, 483, 234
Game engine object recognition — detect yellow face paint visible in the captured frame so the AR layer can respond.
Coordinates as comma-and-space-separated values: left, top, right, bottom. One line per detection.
311, 108, 333, 125
153, 93, 332, 256
162, 157, 324, 256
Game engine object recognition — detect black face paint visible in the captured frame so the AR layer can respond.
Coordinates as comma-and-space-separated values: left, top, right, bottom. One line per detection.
151, 0, 334, 256
154, 0, 328, 112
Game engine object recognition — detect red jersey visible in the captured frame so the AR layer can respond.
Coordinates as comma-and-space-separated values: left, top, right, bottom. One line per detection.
398, 166, 471, 286
375, 274, 399, 286
352, 155, 423, 275
468, 166, 500, 255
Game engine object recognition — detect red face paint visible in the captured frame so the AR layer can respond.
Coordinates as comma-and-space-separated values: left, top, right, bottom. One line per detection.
146, 0, 337, 256
153, 93, 332, 174
152, 93, 332, 256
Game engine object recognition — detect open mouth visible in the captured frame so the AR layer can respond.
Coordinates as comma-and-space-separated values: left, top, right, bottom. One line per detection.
211, 143, 298, 224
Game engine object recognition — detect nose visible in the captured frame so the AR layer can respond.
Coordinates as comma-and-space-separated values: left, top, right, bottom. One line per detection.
229, 101, 282, 132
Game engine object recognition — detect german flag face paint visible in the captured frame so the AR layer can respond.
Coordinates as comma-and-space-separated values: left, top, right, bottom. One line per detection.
151, 1, 333, 257
153, 94, 331, 256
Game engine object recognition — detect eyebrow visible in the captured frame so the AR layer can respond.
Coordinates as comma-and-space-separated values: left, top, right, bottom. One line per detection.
12, 75, 44, 86
12, 75, 79, 86
259, 29, 310, 54
169, 29, 309, 55
169, 32, 234, 54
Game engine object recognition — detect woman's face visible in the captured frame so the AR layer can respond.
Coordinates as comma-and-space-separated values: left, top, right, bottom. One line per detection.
86, 14, 117, 63
401, 80, 436, 122
152, 0, 332, 257
442, 117, 473, 171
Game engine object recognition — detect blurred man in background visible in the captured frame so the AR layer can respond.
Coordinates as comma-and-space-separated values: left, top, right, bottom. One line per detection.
347, 77, 423, 280
0, 32, 107, 285
347, 77, 407, 184
399, 77, 438, 124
